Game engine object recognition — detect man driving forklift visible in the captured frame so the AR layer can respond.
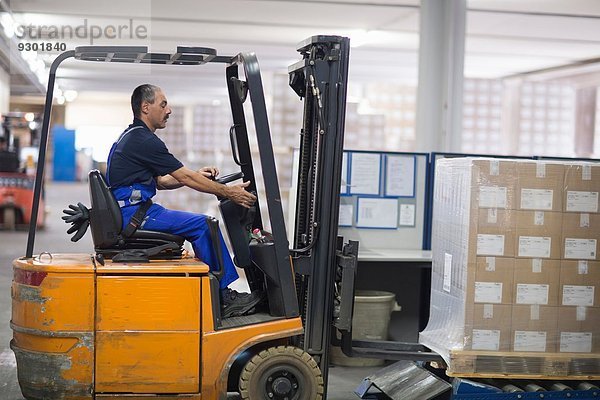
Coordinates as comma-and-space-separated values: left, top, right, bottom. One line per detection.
106, 83, 263, 318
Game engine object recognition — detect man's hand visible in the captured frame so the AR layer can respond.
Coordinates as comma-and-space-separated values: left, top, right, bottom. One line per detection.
226, 181, 257, 209
199, 166, 219, 179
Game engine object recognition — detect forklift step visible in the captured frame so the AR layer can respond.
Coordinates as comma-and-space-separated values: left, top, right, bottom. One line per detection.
355, 360, 451, 400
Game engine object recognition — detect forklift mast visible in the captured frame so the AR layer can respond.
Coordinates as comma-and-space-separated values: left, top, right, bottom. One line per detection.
288, 36, 355, 387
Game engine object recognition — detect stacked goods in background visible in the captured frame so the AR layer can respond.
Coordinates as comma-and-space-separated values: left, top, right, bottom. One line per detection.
419, 158, 599, 379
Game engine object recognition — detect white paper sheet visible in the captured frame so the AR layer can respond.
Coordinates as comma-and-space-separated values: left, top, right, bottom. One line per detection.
385, 155, 415, 197
356, 197, 398, 228
475, 282, 503, 304
516, 284, 549, 305
349, 153, 381, 195
399, 204, 415, 226
562, 285, 595, 307
472, 329, 500, 351
479, 186, 507, 209
514, 331, 547, 352
566, 191, 599, 213
564, 238, 597, 260
340, 152, 348, 194
518, 236, 551, 258
560, 332, 592, 353
338, 203, 353, 227
520, 188, 553, 210
477, 234, 505, 256
443, 253, 452, 293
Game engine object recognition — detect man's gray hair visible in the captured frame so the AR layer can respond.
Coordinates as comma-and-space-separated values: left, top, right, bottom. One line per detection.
131, 84, 160, 118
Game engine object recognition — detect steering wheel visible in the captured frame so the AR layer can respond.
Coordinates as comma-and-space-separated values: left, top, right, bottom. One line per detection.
215, 171, 244, 184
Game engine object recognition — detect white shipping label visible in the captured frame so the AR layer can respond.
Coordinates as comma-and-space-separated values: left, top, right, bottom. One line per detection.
536, 163, 546, 178
532, 259, 542, 273
520, 189, 554, 210
472, 329, 500, 351
566, 191, 599, 213
518, 236, 551, 258
578, 260, 589, 274
516, 284, 549, 305
483, 304, 494, 319
475, 282, 503, 304
582, 164, 592, 181
443, 253, 452, 293
479, 186, 508, 209
490, 160, 500, 176
560, 332, 592, 353
534, 211, 545, 226
486, 257, 496, 271
487, 208, 498, 224
564, 238, 597, 260
580, 213, 590, 228
477, 234, 505, 256
577, 306, 587, 321
514, 331, 547, 352
562, 285, 595, 307
530, 304, 540, 320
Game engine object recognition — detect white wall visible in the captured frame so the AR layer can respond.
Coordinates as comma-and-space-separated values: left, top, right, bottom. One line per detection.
65, 92, 133, 162
65, 92, 132, 129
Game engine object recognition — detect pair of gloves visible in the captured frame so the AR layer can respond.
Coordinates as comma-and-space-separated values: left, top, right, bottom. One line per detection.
62, 202, 90, 242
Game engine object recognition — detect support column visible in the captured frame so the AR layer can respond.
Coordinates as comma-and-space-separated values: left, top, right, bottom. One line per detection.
415, 0, 466, 152
574, 86, 597, 158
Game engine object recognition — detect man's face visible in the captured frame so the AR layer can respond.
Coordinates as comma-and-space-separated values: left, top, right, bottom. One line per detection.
143, 89, 171, 131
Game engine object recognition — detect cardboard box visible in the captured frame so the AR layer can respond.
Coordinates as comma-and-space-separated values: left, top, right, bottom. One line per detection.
511, 305, 558, 352
515, 211, 562, 259
516, 162, 565, 212
466, 257, 514, 305
564, 163, 600, 214
513, 258, 560, 306
471, 159, 517, 210
465, 304, 512, 351
557, 307, 600, 353
469, 209, 516, 258
560, 260, 600, 307
561, 213, 600, 261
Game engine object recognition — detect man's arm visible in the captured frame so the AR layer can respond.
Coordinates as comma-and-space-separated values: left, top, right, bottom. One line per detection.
156, 174, 183, 190
157, 166, 220, 190
169, 166, 257, 208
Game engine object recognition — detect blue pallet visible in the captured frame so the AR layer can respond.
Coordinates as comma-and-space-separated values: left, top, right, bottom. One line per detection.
452, 378, 600, 400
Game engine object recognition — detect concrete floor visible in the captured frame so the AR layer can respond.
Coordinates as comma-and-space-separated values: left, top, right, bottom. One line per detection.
0, 181, 384, 399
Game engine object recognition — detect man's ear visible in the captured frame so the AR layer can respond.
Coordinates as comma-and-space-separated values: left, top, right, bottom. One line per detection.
141, 101, 149, 115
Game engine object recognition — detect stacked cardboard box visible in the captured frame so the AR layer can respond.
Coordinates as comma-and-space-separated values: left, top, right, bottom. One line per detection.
420, 158, 600, 374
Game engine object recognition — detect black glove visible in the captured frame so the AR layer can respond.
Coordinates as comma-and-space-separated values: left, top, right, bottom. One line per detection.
62, 202, 90, 242
62, 202, 89, 224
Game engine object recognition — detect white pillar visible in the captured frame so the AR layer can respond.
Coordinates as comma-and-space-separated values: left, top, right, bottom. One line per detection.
415, 0, 466, 152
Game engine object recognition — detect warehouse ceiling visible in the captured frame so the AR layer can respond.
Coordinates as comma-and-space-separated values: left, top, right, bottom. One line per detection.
3, 0, 600, 102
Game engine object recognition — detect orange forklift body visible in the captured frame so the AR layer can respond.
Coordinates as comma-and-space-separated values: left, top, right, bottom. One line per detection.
0, 172, 45, 229
11, 254, 303, 399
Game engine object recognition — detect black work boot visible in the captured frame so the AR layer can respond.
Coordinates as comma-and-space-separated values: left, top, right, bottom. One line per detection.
221, 288, 263, 318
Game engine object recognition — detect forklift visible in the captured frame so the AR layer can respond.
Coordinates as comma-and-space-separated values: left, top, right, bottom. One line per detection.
12, 35, 440, 400
0, 113, 45, 230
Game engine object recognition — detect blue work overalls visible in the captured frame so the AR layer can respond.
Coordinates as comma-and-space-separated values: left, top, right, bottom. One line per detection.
107, 125, 239, 288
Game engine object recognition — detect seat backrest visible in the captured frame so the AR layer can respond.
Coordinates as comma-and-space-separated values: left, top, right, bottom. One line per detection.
88, 170, 122, 248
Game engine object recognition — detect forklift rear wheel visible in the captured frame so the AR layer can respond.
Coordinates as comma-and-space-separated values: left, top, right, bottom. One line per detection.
239, 345, 324, 400
3, 207, 15, 230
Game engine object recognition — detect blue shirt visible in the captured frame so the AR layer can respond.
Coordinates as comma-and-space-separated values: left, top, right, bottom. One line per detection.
107, 118, 183, 188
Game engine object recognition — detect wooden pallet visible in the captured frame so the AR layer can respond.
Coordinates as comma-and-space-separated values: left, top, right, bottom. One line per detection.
448, 350, 600, 380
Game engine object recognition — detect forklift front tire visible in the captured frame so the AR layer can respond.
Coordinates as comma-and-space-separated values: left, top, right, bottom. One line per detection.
239, 345, 324, 400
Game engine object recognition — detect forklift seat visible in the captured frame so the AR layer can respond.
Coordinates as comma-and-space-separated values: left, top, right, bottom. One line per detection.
88, 170, 184, 260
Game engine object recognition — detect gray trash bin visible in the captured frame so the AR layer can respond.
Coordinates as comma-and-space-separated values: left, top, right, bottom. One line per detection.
330, 290, 401, 367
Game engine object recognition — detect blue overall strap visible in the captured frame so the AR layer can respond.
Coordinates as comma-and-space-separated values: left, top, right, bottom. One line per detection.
106, 125, 144, 186
112, 179, 157, 207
